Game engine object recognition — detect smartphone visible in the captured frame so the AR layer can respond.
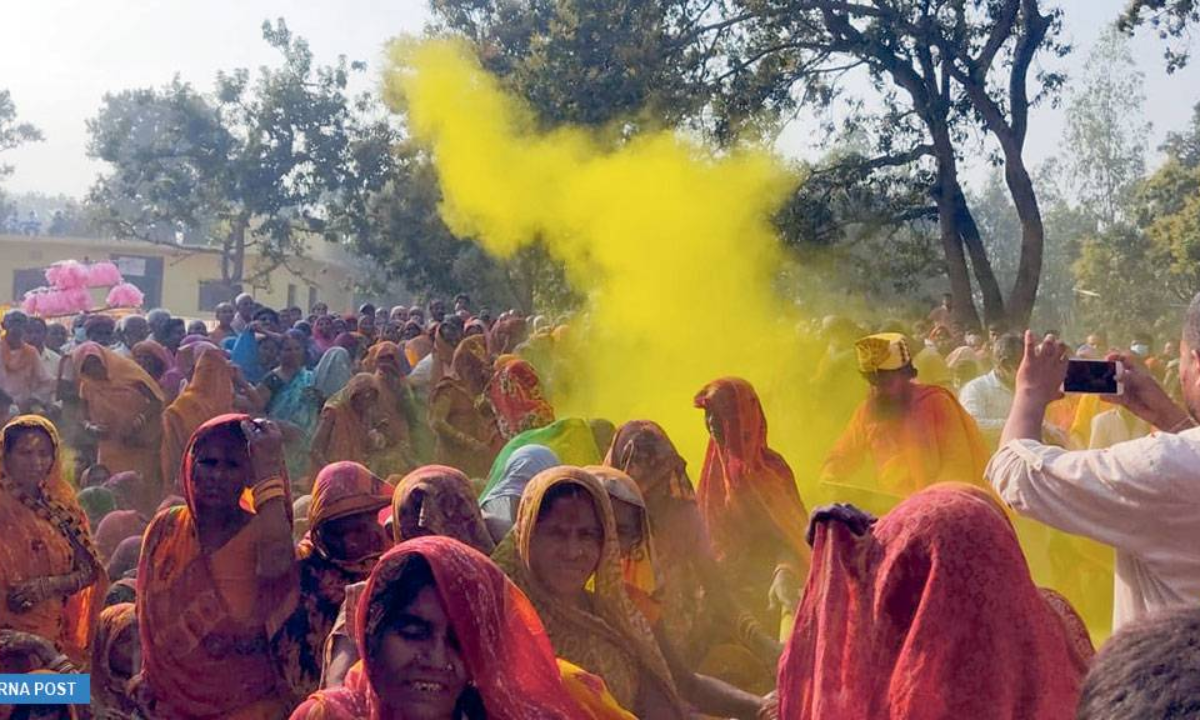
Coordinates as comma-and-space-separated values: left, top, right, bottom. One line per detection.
1063, 359, 1124, 395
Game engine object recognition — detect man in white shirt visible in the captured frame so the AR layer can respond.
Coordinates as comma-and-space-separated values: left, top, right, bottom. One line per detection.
986, 297, 1200, 629
958, 333, 1023, 446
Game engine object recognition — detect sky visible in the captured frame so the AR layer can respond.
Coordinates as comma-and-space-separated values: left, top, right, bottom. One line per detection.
2, 0, 1197, 200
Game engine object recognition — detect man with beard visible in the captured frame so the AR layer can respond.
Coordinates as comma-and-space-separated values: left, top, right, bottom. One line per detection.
988, 295, 1200, 630
818, 332, 989, 508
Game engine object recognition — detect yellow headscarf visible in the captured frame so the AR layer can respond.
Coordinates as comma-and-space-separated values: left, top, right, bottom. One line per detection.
855, 332, 913, 373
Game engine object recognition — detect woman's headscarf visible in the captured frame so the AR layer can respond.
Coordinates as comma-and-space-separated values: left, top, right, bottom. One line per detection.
488, 358, 555, 440
73, 342, 166, 405
292, 536, 611, 720
228, 327, 266, 384
694, 377, 810, 566
391, 466, 495, 555
778, 484, 1089, 720
493, 466, 682, 714
483, 418, 601, 497
447, 334, 490, 388
0, 415, 108, 661
303, 462, 393, 573
587, 465, 661, 623
480, 445, 560, 505
90, 602, 138, 716
604, 420, 694, 502
94, 509, 148, 561
314, 347, 354, 398
320, 374, 381, 466
487, 315, 527, 356
106, 536, 142, 580
131, 339, 173, 382
103, 471, 149, 514
162, 349, 236, 492
178, 413, 292, 521
77, 486, 117, 528
362, 341, 410, 376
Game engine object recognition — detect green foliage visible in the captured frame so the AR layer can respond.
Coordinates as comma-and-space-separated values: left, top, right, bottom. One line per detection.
0, 89, 42, 181
86, 19, 396, 288
1119, 0, 1199, 71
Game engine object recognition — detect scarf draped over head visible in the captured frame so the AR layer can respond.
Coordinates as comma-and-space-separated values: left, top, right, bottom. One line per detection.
492, 466, 683, 715
694, 377, 810, 568
0, 415, 108, 664
73, 341, 166, 405
483, 418, 601, 496
304, 462, 393, 572
488, 358, 555, 440
314, 347, 354, 398
587, 465, 662, 624
778, 484, 1089, 720
480, 444, 560, 505
403, 328, 432, 368
131, 339, 173, 379
292, 536, 628, 719
320, 374, 380, 466
162, 349, 236, 493
362, 341, 410, 376
604, 420, 695, 502
391, 465, 495, 555
488, 315, 527, 356
90, 602, 138, 715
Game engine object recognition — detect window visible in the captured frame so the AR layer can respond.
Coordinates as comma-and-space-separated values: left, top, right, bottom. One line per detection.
287, 283, 297, 308
308, 286, 318, 311
11, 268, 45, 301
198, 280, 238, 312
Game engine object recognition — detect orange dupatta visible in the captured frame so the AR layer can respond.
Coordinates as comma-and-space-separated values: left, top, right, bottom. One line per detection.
161, 349, 235, 494
74, 342, 166, 484
0, 415, 108, 665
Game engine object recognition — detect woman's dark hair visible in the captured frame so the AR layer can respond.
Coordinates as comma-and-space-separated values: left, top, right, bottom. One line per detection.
537, 481, 595, 522
363, 554, 487, 719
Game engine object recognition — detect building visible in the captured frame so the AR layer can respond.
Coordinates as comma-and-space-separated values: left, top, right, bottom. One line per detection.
0, 232, 361, 318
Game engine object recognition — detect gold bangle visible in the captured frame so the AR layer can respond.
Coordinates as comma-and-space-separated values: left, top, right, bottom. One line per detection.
252, 476, 287, 506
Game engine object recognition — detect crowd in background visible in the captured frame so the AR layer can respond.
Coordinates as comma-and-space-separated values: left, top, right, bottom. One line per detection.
0, 287, 1198, 720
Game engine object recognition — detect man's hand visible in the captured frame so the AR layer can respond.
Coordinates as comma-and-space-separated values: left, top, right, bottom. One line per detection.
1102, 352, 1193, 430
1015, 331, 1070, 407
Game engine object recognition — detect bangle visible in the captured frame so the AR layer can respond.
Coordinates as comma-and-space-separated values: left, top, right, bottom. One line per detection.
48, 655, 75, 673
252, 477, 287, 507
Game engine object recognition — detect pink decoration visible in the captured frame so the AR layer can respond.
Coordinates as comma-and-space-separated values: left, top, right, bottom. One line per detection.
106, 282, 144, 309
87, 261, 124, 288
44, 260, 90, 290
21, 287, 92, 317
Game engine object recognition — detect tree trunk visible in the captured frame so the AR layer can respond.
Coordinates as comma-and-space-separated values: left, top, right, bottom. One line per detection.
953, 187, 1007, 327
930, 131, 983, 331
229, 216, 248, 291
1001, 147, 1044, 327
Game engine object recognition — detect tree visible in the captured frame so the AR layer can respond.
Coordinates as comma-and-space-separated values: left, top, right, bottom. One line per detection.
86, 19, 397, 291
1061, 29, 1150, 227
711, 0, 1068, 329
1119, 0, 1199, 71
0, 90, 43, 219
1161, 101, 1200, 168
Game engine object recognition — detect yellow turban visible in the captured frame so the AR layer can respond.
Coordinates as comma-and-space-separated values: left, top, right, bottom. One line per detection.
855, 332, 912, 373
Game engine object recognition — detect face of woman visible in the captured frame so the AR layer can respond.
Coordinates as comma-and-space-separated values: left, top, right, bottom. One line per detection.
315, 316, 332, 335
610, 498, 644, 557
190, 431, 252, 512
3, 428, 55, 491
280, 336, 305, 368
81, 355, 108, 381
109, 623, 140, 679
258, 338, 281, 369
704, 407, 725, 446
319, 511, 386, 563
374, 585, 468, 720
530, 490, 603, 599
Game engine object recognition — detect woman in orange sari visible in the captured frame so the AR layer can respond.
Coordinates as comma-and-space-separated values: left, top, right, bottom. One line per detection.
74, 342, 166, 498
694, 377, 811, 636
779, 485, 1090, 720
429, 335, 502, 478
487, 357, 555, 440
0, 416, 107, 669
309, 373, 388, 474
362, 341, 420, 473
91, 602, 140, 719
292, 536, 632, 720
136, 414, 297, 719
161, 348, 236, 495
275, 461, 393, 705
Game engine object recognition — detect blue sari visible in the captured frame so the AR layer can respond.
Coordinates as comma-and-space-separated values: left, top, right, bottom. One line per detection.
265, 368, 318, 480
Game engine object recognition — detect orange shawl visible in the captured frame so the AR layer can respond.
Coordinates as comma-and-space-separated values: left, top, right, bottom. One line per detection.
317, 373, 380, 466
137, 414, 297, 719
0, 415, 108, 665
819, 382, 990, 507
778, 484, 1087, 720
161, 349, 235, 494
74, 342, 166, 485
694, 377, 810, 571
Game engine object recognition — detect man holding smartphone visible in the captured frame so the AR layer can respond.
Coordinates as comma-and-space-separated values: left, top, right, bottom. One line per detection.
987, 294, 1200, 630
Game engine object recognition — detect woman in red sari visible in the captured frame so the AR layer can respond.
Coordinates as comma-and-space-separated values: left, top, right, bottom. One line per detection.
487, 357, 555, 440
0, 416, 107, 668
136, 414, 297, 719
291, 535, 630, 720
778, 484, 1091, 720
694, 378, 811, 635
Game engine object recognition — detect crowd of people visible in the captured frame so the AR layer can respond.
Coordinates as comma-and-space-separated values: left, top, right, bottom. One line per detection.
1, 286, 1198, 719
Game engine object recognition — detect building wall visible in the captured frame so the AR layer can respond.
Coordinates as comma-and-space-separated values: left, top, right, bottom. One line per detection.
0, 233, 358, 318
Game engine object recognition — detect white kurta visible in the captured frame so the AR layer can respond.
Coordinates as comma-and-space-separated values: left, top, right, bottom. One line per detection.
986, 429, 1200, 629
